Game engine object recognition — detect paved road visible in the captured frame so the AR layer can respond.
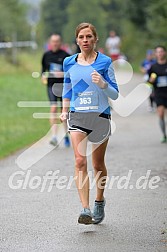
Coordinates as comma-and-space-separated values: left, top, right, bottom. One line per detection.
0, 72, 167, 252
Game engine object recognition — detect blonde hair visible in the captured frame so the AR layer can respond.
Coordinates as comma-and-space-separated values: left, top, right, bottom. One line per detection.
75, 23, 98, 40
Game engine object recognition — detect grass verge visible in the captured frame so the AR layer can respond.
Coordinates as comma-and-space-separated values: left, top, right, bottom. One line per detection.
0, 51, 50, 159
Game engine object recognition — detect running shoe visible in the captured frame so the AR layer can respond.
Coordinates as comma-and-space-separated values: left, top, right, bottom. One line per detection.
93, 198, 106, 224
161, 136, 167, 143
50, 136, 58, 146
147, 106, 153, 112
64, 136, 70, 147
78, 208, 94, 225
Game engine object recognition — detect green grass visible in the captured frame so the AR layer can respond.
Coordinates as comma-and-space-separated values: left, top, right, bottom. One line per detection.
0, 51, 51, 159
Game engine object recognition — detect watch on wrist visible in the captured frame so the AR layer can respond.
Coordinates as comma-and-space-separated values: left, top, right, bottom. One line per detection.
102, 82, 108, 89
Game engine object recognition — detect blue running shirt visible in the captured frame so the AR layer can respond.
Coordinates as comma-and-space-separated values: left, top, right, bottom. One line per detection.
62, 52, 119, 114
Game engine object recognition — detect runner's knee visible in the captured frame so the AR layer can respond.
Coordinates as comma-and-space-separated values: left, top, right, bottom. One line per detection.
93, 161, 105, 172
75, 157, 87, 171
50, 106, 56, 113
157, 107, 165, 118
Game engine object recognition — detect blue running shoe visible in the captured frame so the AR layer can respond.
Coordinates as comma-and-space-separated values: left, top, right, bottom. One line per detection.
78, 208, 94, 225
64, 136, 70, 147
93, 198, 106, 224
50, 136, 58, 146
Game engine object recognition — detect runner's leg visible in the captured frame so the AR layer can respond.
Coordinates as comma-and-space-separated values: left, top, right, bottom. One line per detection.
92, 139, 108, 201
63, 120, 70, 147
157, 105, 166, 139
50, 104, 57, 136
70, 131, 89, 208
47, 85, 58, 140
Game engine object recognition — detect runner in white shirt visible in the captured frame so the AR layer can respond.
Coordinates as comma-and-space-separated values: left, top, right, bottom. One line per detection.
105, 30, 121, 61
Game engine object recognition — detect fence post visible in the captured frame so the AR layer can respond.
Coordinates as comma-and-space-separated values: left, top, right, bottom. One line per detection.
12, 32, 17, 65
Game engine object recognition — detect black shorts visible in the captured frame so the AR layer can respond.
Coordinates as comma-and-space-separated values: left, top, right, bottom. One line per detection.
67, 112, 111, 144
155, 95, 167, 108
47, 84, 63, 104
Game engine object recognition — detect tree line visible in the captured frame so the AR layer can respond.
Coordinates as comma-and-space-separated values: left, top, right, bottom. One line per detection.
40, 0, 167, 61
0, 0, 167, 62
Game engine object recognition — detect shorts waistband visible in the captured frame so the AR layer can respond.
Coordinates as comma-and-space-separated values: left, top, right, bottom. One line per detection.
70, 111, 111, 119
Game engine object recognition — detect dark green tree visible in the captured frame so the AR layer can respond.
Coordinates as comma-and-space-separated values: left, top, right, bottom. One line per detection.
125, 0, 149, 31
0, 0, 30, 41
146, 0, 167, 46
40, 0, 71, 39
100, 0, 125, 35
62, 0, 107, 46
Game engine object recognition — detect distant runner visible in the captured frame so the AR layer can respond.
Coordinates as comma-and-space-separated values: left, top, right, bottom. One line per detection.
140, 50, 156, 111
148, 46, 167, 143
41, 34, 70, 147
105, 30, 121, 61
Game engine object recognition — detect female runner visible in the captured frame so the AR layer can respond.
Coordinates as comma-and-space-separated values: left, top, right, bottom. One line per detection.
60, 23, 119, 225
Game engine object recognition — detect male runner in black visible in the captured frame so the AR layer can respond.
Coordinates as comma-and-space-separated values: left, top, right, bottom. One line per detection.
41, 34, 70, 146
148, 46, 167, 143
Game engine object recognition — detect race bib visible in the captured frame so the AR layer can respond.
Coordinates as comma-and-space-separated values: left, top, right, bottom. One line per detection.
75, 91, 99, 111
157, 76, 167, 87
49, 63, 62, 72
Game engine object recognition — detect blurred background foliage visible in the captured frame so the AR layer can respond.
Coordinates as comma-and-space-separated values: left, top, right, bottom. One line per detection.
0, 0, 30, 41
0, 0, 166, 62
40, 0, 167, 61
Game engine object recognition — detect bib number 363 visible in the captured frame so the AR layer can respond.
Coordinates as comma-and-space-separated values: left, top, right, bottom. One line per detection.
75, 91, 99, 110
79, 97, 92, 105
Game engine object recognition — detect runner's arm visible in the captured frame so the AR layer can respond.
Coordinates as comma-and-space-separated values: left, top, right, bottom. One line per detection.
140, 61, 147, 74
41, 54, 47, 84
102, 58, 119, 100
61, 58, 72, 115
41, 54, 47, 74
148, 66, 157, 84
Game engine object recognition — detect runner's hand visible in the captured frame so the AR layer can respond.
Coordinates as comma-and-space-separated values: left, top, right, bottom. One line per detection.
60, 112, 68, 122
91, 70, 107, 89
41, 75, 47, 85
149, 73, 157, 83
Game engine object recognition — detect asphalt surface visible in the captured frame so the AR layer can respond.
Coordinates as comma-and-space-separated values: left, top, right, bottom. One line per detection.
0, 72, 167, 252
